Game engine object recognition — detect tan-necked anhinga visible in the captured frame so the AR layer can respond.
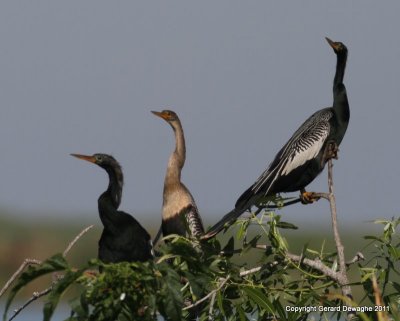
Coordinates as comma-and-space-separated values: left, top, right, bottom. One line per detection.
152, 110, 205, 239
203, 37, 349, 239
71, 153, 153, 263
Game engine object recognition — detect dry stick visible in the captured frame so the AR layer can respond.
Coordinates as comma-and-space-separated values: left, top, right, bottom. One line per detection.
63, 225, 94, 257
0, 259, 42, 299
326, 160, 352, 300
285, 253, 340, 281
284, 160, 354, 319
346, 252, 365, 266
372, 274, 390, 321
8, 288, 52, 321
208, 290, 217, 321
7, 225, 94, 321
183, 276, 230, 311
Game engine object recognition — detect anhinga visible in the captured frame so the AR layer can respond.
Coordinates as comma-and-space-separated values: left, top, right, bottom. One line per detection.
71, 153, 153, 263
202, 37, 349, 239
152, 110, 205, 239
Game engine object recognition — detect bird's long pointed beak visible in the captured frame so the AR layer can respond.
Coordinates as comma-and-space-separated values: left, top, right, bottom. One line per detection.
70, 153, 96, 163
325, 37, 340, 51
151, 110, 168, 120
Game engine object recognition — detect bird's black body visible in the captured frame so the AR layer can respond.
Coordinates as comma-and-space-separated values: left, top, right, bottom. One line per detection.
72, 153, 153, 263
203, 38, 349, 239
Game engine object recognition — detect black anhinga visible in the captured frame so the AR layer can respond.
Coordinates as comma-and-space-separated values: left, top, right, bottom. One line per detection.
152, 110, 205, 239
202, 37, 349, 239
71, 153, 153, 263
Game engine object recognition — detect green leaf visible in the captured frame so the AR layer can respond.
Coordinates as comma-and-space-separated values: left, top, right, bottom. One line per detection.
158, 269, 183, 321
276, 221, 298, 229
3, 253, 68, 321
242, 286, 275, 316
43, 268, 85, 321
392, 281, 400, 293
236, 305, 248, 321
273, 299, 287, 319
363, 235, 383, 242
243, 235, 261, 253
216, 291, 226, 317
69, 292, 89, 319
388, 244, 400, 260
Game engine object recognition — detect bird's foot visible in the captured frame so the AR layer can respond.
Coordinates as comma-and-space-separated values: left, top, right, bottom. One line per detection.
300, 190, 320, 204
326, 142, 339, 160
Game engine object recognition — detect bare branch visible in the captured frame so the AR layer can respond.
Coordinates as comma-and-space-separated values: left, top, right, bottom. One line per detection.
9, 287, 52, 321
63, 225, 94, 257
240, 266, 263, 277
309, 192, 330, 200
372, 274, 390, 321
0, 259, 41, 299
208, 290, 217, 321
183, 276, 230, 311
5, 225, 94, 321
346, 252, 365, 266
285, 253, 339, 281
326, 160, 352, 301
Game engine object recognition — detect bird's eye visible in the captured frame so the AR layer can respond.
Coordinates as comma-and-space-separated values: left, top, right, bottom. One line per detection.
95, 155, 103, 162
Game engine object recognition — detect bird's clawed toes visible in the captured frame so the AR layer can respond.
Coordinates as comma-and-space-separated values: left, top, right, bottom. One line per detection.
327, 142, 339, 160
300, 191, 320, 204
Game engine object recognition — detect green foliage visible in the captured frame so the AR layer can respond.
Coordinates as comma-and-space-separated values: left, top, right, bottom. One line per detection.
3, 253, 68, 321
3, 214, 400, 321
359, 218, 400, 318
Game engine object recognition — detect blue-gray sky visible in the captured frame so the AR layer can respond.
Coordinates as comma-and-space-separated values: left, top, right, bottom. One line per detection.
0, 1, 399, 230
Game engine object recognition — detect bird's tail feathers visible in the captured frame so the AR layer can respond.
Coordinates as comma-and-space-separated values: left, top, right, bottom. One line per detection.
201, 206, 247, 240
234, 185, 254, 209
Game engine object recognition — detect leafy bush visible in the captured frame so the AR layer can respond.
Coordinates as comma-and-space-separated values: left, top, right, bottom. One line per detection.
3, 213, 400, 321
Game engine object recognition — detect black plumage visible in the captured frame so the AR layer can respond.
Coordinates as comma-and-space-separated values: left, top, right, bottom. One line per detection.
203, 37, 349, 239
71, 153, 153, 263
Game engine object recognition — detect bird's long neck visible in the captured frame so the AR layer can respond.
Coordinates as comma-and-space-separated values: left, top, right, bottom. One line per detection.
332, 51, 349, 124
333, 51, 347, 87
98, 163, 124, 228
165, 120, 186, 187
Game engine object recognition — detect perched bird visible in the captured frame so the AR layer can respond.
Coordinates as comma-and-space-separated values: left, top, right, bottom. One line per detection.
203, 37, 349, 239
71, 153, 153, 263
152, 110, 205, 239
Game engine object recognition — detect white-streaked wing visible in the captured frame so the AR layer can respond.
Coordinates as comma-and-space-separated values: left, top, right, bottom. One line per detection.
252, 109, 332, 194
185, 203, 205, 238
281, 124, 329, 175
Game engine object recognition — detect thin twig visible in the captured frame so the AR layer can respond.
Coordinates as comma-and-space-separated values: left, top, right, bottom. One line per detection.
285, 253, 339, 281
240, 266, 263, 277
0, 259, 42, 299
9, 287, 52, 321
372, 274, 390, 321
346, 252, 365, 266
63, 225, 94, 257
255, 198, 303, 214
6, 225, 94, 321
309, 192, 330, 201
183, 276, 230, 311
208, 290, 217, 321
279, 160, 354, 319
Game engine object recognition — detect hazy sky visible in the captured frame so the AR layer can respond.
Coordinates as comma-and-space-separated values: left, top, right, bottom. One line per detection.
0, 1, 399, 230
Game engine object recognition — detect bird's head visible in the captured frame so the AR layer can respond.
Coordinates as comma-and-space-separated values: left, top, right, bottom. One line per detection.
70, 153, 118, 169
325, 37, 347, 55
151, 109, 179, 123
